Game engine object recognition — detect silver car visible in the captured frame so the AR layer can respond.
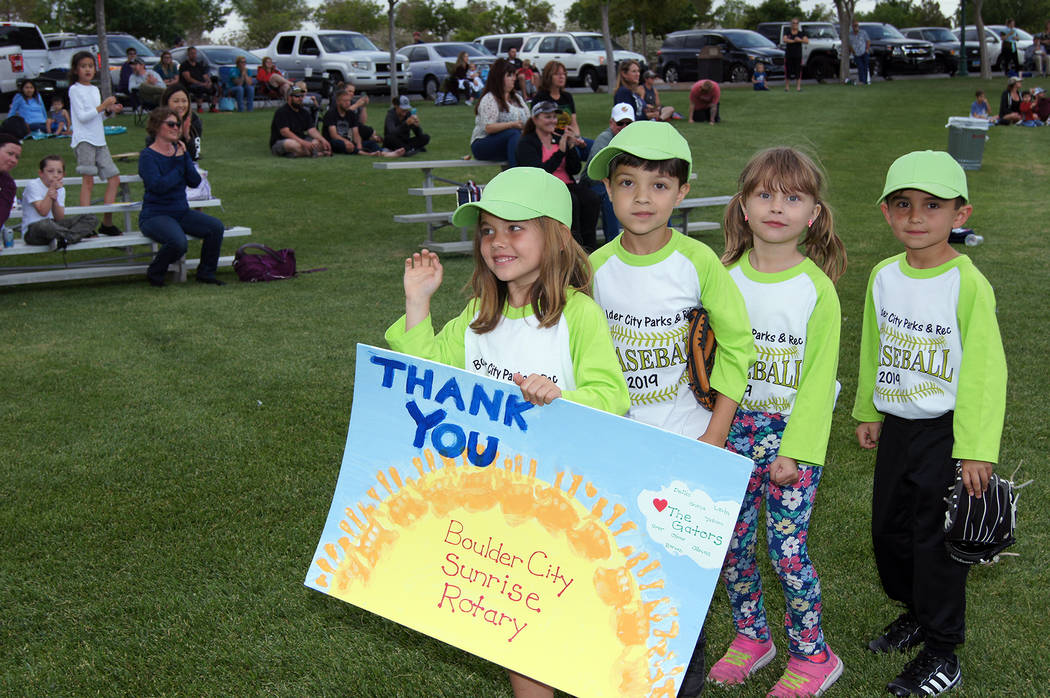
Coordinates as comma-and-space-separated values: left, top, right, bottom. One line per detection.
399, 42, 495, 99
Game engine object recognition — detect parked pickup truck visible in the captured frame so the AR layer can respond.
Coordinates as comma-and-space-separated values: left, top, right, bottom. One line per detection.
256, 30, 409, 94
0, 21, 56, 107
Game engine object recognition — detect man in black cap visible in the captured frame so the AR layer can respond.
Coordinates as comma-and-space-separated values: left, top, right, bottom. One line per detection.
384, 95, 430, 156
269, 86, 331, 157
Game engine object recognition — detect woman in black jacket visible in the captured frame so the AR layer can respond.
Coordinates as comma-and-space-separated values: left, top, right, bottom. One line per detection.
515, 100, 599, 251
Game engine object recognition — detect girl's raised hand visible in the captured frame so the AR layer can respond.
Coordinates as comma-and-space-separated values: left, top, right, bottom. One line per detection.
404, 249, 442, 330
512, 373, 562, 406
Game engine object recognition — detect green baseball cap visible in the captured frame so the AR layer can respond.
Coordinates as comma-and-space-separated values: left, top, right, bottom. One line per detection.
586, 120, 693, 180
878, 150, 969, 203
451, 167, 572, 228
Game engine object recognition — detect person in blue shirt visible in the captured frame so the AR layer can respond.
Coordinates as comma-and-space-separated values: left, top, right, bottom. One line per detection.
9, 80, 48, 132
138, 106, 225, 287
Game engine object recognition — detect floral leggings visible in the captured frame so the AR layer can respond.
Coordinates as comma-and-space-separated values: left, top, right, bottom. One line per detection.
720, 410, 826, 657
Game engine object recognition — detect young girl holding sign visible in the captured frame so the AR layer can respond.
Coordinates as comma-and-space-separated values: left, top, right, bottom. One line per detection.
385, 166, 629, 698
707, 148, 847, 697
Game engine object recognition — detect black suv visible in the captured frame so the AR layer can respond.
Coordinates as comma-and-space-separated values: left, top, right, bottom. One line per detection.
901, 26, 962, 75
858, 22, 935, 78
658, 29, 785, 84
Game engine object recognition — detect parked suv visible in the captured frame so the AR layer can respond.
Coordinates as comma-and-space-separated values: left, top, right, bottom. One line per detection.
858, 22, 935, 78
952, 26, 1004, 72
472, 33, 534, 58
901, 27, 960, 75
519, 32, 646, 91
658, 29, 784, 84
755, 21, 840, 81
258, 30, 409, 93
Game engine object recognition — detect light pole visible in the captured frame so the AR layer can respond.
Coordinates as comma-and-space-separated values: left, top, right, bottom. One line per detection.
959, 0, 969, 76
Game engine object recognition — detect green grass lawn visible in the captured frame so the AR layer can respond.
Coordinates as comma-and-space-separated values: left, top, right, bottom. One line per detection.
2, 77, 1048, 696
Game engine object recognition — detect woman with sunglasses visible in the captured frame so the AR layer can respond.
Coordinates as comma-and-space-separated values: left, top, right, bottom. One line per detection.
147, 84, 203, 161
138, 107, 225, 287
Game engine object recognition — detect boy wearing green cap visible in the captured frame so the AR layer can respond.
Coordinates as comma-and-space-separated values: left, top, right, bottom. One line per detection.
852, 150, 1007, 697
586, 121, 755, 696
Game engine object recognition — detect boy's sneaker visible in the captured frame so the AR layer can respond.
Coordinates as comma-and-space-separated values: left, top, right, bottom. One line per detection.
869, 611, 924, 653
98, 223, 122, 237
707, 634, 777, 685
886, 649, 960, 696
766, 649, 843, 697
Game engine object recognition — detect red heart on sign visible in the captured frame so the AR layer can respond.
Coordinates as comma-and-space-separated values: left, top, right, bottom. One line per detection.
653, 498, 668, 512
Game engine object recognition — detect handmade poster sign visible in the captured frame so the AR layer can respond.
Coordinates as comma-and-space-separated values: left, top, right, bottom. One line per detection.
305, 345, 754, 697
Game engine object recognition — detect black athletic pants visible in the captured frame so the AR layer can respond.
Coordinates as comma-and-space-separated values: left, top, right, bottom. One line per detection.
872, 412, 970, 654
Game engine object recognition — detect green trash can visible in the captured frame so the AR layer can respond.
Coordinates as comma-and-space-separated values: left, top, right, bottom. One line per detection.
946, 117, 991, 170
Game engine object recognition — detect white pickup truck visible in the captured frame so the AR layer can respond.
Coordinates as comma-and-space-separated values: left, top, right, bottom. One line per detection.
0, 21, 54, 107
257, 30, 409, 94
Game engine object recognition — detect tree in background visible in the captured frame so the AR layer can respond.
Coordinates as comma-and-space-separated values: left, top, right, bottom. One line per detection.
8, 0, 225, 44
231, 0, 309, 48
832, 0, 858, 81
858, 0, 948, 28
315, 0, 385, 33
962, 0, 1050, 29
566, 0, 701, 59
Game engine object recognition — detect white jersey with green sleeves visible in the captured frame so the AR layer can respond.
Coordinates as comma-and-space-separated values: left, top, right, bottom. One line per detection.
851, 253, 1006, 463
385, 289, 630, 416
590, 231, 754, 437
729, 254, 841, 467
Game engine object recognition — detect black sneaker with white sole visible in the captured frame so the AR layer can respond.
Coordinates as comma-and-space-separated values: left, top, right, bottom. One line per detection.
886, 649, 961, 696
869, 611, 925, 653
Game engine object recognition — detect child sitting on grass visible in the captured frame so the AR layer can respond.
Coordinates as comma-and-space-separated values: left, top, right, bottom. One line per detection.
752, 61, 770, 90
46, 96, 70, 136
22, 155, 99, 249
1018, 90, 1044, 126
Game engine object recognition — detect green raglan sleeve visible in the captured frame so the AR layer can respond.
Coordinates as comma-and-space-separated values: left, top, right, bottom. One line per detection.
688, 241, 755, 402
384, 301, 473, 369
779, 271, 841, 467
563, 292, 631, 415
952, 266, 1007, 463
851, 264, 885, 423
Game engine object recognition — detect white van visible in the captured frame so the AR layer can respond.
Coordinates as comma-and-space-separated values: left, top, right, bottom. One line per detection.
472, 33, 534, 58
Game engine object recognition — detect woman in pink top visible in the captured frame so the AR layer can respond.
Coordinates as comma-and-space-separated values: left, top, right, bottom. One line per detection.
689, 79, 721, 124
515, 100, 598, 252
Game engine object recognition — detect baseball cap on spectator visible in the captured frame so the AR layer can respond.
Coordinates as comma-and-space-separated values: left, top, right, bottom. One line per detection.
1033, 86, 1046, 96
451, 167, 572, 228
878, 150, 968, 203
531, 100, 560, 117
289, 85, 305, 96
610, 103, 634, 124
397, 95, 411, 109
643, 69, 657, 79
1008, 76, 1022, 85
130, 58, 144, 66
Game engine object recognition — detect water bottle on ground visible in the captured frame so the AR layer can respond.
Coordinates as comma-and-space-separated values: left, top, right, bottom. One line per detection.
1, 225, 13, 248
965, 233, 984, 247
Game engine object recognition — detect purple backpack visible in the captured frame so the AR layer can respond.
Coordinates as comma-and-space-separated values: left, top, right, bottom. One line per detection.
233, 243, 297, 282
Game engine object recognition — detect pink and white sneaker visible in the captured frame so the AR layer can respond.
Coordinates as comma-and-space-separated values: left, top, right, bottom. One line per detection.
766, 648, 843, 697
707, 634, 777, 685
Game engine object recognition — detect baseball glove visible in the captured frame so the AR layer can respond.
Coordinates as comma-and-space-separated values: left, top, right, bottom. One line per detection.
943, 463, 1028, 565
685, 306, 718, 411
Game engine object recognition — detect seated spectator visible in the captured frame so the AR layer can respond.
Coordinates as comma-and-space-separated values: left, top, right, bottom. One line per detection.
641, 70, 675, 120
0, 134, 21, 230
156, 51, 180, 86
139, 106, 226, 287
613, 60, 646, 121
970, 89, 993, 120
689, 79, 721, 124
470, 58, 529, 165
998, 76, 1022, 125
1034, 86, 1050, 121
257, 57, 292, 100
21, 155, 98, 249
341, 82, 380, 144
533, 60, 587, 145
323, 86, 403, 156
516, 100, 599, 252
505, 46, 525, 93
466, 64, 484, 100
119, 47, 137, 94
7, 79, 47, 133
46, 96, 70, 136
446, 51, 471, 104
147, 85, 203, 161
1019, 90, 1044, 126
581, 102, 635, 243
293, 81, 322, 123
520, 60, 537, 98
128, 59, 166, 110
752, 62, 770, 91
269, 86, 331, 157
179, 47, 218, 113
384, 95, 430, 156
227, 56, 255, 112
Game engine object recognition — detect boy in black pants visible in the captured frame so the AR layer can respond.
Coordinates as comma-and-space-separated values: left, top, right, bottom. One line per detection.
852, 150, 1007, 696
